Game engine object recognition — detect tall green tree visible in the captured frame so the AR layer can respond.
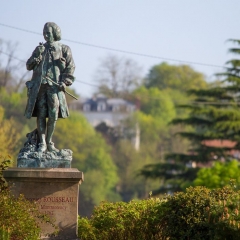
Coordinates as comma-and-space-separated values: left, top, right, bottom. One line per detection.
145, 62, 207, 91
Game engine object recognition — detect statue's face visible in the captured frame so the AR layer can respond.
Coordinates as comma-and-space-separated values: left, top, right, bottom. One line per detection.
43, 26, 54, 43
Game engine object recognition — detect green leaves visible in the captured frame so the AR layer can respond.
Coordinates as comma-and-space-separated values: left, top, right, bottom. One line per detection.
0, 156, 57, 240
0, 156, 11, 191
194, 160, 240, 189
78, 185, 240, 240
145, 62, 207, 92
79, 198, 164, 240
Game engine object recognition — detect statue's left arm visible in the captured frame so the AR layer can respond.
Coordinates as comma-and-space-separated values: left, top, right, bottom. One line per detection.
61, 45, 75, 87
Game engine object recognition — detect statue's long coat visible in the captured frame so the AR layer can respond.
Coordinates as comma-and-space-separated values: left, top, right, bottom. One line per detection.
24, 42, 75, 119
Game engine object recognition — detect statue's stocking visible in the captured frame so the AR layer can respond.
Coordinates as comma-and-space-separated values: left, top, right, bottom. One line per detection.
46, 118, 57, 144
37, 117, 46, 145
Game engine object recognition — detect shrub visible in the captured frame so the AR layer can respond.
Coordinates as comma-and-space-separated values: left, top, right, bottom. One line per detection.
0, 156, 56, 240
78, 184, 240, 240
159, 185, 240, 239
79, 198, 165, 240
78, 216, 96, 240
0, 226, 10, 240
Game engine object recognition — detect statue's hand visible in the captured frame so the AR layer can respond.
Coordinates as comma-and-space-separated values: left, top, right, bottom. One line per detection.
62, 73, 74, 86
59, 82, 66, 92
63, 79, 72, 86
34, 44, 45, 57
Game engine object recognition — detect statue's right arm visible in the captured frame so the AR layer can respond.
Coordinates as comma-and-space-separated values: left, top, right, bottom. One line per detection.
26, 53, 37, 71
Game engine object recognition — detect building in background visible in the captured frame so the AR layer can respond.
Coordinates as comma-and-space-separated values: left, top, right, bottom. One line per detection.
69, 95, 140, 150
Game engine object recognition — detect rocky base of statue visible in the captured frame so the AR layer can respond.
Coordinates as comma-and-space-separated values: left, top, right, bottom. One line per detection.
17, 129, 72, 168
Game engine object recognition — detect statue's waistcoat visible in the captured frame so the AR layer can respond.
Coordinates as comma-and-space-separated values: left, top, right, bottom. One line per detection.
25, 42, 69, 119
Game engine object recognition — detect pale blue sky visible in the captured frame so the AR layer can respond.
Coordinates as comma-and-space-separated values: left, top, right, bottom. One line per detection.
0, 1, 240, 97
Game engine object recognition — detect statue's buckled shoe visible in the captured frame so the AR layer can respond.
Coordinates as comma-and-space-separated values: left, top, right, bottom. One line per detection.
47, 142, 59, 152
38, 143, 47, 152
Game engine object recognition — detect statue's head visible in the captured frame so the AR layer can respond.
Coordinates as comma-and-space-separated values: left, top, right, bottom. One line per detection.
43, 22, 61, 43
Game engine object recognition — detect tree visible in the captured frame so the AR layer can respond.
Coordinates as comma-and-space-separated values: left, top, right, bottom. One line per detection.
127, 86, 193, 195
170, 39, 240, 162
94, 86, 176, 201
144, 62, 207, 92
0, 39, 29, 92
112, 139, 161, 201
95, 55, 143, 98
0, 106, 20, 158
140, 39, 240, 194
194, 160, 240, 189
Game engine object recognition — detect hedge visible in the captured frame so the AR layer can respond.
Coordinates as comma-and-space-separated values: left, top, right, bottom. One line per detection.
78, 182, 240, 240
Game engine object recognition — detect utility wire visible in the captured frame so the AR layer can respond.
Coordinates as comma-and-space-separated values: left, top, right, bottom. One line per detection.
0, 22, 227, 69
0, 50, 26, 63
0, 50, 101, 88
1, 46, 240, 105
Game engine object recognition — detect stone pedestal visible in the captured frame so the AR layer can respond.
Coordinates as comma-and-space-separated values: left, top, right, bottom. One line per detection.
3, 168, 84, 240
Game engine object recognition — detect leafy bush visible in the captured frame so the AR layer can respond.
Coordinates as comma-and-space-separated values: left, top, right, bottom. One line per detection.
0, 156, 56, 240
0, 226, 10, 240
159, 185, 240, 239
78, 184, 240, 240
78, 198, 164, 240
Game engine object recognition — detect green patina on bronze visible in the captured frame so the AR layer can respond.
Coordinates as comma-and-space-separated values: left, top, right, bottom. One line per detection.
18, 22, 76, 167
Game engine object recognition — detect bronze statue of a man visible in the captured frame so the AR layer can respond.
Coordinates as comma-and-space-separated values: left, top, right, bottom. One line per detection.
25, 22, 75, 153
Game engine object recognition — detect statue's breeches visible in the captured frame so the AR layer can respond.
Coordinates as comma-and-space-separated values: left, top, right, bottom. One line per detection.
36, 84, 60, 121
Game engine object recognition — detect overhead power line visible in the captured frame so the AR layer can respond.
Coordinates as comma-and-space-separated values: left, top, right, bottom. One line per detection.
1, 49, 239, 105
2, 41, 240, 105
0, 50, 101, 87
0, 50, 26, 63
0, 22, 227, 69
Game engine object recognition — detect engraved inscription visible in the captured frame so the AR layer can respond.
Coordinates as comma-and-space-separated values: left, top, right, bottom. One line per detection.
26, 196, 76, 216
27, 196, 76, 203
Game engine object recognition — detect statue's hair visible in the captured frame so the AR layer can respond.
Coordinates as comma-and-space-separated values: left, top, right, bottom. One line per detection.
43, 22, 61, 41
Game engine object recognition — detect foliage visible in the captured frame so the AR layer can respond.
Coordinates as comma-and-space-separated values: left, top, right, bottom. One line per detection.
159, 185, 240, 240
113, 139, 160, 201
78, 216, 97, 240
145, 62, 207, 92
0, 226, 10, 240
0, 156, 11, 190
0, 156, 57, 240
140, 40, 240, 194
170, 39, 240, 162
78, 198, 164, 240
133, 86, 176, 124
0, 87, 34, 161
0, 105, 20, 159
194, 160, 240, 188
1, 190, 43, 240
109, 86, 181, 201
78, 185, 240, 240
134, 87, 193, 193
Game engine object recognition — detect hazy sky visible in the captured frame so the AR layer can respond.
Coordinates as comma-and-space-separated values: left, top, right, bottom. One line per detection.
0, 1, 240, 97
